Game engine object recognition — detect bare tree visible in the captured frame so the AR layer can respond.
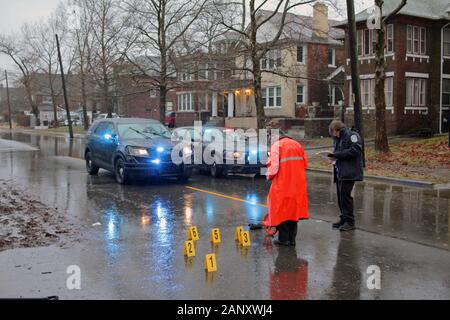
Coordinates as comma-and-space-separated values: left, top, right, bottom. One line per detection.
79, 0, 135, 117
25, 5, 71, 128
68, 0, 96, 129
374, 0, 407, 153
124, 0, 210, 123
0, 33, 40, 124
216, 0, 323, 129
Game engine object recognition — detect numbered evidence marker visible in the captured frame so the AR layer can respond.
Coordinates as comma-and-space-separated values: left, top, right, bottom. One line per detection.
210, 228, 221, 244
235, 226, 244, 243
188, 226, 199, 241
241, 231, 251, 247
204, 253, 217, 272
184, 240, 196, 257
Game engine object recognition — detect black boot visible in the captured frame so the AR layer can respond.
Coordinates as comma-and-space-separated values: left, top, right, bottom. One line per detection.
273, 239, 291, 246
332, 219, 345, 229
339, 222, 356, 232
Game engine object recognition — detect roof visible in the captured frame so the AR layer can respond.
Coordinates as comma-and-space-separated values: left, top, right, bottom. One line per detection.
38, 103, 65, 112
258, 10, 345, 45
334, 0, 450, 27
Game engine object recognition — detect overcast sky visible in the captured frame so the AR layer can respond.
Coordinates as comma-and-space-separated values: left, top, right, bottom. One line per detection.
0, 0, 374, 82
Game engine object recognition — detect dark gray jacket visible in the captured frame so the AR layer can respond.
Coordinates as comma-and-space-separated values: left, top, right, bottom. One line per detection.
333, 127, 364, 182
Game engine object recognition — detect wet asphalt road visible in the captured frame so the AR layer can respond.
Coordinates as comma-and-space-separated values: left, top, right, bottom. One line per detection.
0, 131, 449, 300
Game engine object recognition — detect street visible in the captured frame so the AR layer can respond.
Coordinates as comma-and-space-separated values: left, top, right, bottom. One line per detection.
0, 131, 449, 300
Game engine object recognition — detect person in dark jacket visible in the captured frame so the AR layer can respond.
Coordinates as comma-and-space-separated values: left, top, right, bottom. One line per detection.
328, 120, 364, 232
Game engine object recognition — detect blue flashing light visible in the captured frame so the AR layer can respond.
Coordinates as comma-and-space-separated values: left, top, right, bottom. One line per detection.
151, 159, 161, 165
104, 133, 112, 140
157, 147, 165, 153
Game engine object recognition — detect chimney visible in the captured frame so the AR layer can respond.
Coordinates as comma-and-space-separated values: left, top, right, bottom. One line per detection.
313, 2, 329, 38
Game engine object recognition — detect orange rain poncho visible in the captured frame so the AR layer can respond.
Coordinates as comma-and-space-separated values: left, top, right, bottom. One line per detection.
267, 137, 309, 227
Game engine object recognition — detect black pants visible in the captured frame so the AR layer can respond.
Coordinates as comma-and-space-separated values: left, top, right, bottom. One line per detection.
277, 220, 298, 243
336, 180, 355, 226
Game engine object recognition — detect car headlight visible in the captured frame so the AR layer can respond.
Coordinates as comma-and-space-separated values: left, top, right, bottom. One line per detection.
127, 146, 149, 157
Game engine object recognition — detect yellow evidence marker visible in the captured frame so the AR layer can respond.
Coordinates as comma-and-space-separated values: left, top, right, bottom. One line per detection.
205, 253, 217, 272
241, 231, 251, 247
188, 226, 199, 241
235, 226, 244, 243
184, 240, 196, 257
210, 228, 221, 244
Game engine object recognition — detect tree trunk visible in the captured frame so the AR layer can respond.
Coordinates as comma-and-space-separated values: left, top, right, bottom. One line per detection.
48, 71, 59, 128
374, 0, 390, 153
160, 84, 167, 123
23, 77, 39, 126
80, 68, 89, 130
253, 65, 264, 130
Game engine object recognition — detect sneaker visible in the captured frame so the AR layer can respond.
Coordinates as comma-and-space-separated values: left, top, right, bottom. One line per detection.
339, 223, 356, 232
332, 220, 345, 229
273, 240, 291, 247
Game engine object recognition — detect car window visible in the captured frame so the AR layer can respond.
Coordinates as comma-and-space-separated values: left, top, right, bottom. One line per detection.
95, 122, 115, 136
118, 122, 171, 140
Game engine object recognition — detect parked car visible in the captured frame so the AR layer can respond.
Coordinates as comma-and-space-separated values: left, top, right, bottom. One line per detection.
85, 118, 193, 184
172, 126, 267, 178
64, 117, 81, 126
165, 112, 176, 128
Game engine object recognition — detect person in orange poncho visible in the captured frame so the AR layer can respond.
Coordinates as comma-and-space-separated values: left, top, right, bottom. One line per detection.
266, 131, 309, 246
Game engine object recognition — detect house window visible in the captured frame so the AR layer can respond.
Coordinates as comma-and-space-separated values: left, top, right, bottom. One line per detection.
371, 29, 377, 54
443, 79, 450, 109
357, 30, 363, 55
262, 86, 282, 108
406, 78, 426, 107
149, 89, 158, 98
407, 25, 426, 55
328, 48, 336, 67
407, 25, 413, 53
444, 29, 450, 56
177, 93, 193, 111
297, 85, 306, 104
364, 29, 371, 56
385, 77, 393, 108
178, 71, 192, 81
386, 24, 394, 53
297, 45, 306, 64
420, 27, 426, 54
361, 79, 372, 108
261, 49, 282, 70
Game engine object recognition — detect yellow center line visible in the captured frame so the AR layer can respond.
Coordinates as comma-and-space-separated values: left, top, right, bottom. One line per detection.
186, 186, 268, 208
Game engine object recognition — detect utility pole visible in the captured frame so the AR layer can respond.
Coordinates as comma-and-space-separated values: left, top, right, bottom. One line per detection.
346, 0, 363, 135
346, 0, 365, 163
56, 34, 73, 139
5, 70, 12, 130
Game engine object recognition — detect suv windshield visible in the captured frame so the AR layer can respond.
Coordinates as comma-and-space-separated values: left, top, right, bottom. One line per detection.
118, 122, 171, 140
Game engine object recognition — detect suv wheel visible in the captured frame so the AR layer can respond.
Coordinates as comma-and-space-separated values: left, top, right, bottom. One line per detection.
86, 152, 99, 175
115, 158, 130, 185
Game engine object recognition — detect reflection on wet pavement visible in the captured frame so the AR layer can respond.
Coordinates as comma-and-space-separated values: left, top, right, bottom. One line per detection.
0, 131, 449, 299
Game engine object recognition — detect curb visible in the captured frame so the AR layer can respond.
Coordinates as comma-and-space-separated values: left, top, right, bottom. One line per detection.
0, 128, 86, 139
307, 168, 449, 190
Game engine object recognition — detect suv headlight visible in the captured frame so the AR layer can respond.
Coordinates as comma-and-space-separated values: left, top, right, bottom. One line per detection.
127, 146, 149, 157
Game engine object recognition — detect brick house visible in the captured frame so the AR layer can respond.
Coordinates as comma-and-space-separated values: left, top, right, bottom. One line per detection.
116, 75, 177, 121
173, 34, 244, 127
175, 2, 346, 129
335, 0, 450, 135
